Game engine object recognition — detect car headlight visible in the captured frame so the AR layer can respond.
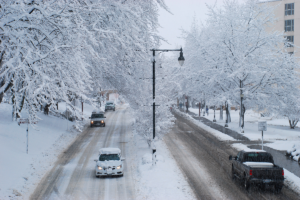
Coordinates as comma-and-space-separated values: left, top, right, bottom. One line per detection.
91, 121, 94, 124
101, 120, 104, 123
98, 166, 102, 170
116, 165, 122, 169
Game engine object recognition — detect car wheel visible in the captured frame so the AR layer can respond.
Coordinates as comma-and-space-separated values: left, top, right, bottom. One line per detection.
231, 166, 235, 180
244, 177, 250, 190
275, 184, 283, 193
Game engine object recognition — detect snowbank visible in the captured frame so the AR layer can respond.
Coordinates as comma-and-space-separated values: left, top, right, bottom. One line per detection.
0, 103, 83, 199
175, 109, 235, 141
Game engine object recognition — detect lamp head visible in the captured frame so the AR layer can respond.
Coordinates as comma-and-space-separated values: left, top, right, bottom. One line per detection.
178, 48, 185, 66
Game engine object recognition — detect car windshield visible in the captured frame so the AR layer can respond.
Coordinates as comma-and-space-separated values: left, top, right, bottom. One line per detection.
91, 114, 104, 118
243, 153, 273, 163
106, 103, 113, 105
99, 154, 120, 161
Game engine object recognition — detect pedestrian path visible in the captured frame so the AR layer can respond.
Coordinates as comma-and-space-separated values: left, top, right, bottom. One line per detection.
179, 109, 300, 178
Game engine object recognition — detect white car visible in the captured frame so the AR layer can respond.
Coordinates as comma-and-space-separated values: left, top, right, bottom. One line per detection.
94, 148, 124, 177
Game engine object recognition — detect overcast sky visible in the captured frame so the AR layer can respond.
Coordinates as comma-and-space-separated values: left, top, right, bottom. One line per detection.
158, 0, 245, 49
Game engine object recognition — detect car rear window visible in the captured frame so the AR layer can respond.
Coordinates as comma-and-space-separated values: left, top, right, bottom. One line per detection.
243, 153, 273, 163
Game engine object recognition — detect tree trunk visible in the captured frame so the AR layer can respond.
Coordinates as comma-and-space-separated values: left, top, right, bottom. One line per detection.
241, 104, 246, 129
289, 119, 298, 129
44, 104, 50, 115
220, 105, 223, 120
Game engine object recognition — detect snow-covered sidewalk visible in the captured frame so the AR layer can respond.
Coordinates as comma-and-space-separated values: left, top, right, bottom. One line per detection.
189, 108, 300, 155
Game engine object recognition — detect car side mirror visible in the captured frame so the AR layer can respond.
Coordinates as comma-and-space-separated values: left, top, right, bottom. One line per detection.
104, 117, 106, 118
121, 157, 125, 161
229, 155, 232, 160
89, 117, 91, 119
94, 159, 98, 162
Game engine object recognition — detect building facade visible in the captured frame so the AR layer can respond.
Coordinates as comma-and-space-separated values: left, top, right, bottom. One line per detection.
260, 0, 300, 56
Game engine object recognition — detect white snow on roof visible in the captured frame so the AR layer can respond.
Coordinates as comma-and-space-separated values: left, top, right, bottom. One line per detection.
92, 109, 104, 114
99, 148, 121, 155
243, 149, 266, 152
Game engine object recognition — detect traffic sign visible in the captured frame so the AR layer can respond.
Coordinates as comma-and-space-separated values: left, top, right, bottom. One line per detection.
258, 121, 267, 131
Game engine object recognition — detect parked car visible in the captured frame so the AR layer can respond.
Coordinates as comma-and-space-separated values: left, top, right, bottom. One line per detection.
105, 102, 115, 111
89, 110, 106, 127
94, 148, 125, 177
229, 150, 284, 192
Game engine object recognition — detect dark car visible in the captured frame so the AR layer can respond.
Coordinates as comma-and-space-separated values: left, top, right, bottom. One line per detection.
229, 150, 284, 192
105, 102, 115, 111
89, 111, 106, 127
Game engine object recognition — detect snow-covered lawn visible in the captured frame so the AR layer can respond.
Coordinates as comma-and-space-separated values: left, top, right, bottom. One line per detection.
0, 102, 97, 199
189, 108, 300, 153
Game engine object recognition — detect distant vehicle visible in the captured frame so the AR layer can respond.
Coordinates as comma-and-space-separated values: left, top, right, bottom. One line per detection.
229, 150, 284, 192
94, 148, 125, 177
105, 102, 115, 111
89, 111, 106, 127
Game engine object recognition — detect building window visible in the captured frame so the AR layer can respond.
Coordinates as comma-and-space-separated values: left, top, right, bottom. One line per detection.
285, 36, 294, 47
285, 3, 294, 15
285, 20, 294, 32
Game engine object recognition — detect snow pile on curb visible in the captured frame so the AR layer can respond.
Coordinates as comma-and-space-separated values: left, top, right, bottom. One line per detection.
174, 109, 235, 141
286, 144, 300, 162
284, 169, 300, 194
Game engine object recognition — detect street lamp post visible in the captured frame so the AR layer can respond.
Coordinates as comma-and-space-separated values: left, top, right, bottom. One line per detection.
151, 48, 184, 165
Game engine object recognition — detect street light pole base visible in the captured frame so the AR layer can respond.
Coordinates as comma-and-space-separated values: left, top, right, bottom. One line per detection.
152, 149, 156, 166
213, 119, 217, 122
225, 123, 228, 127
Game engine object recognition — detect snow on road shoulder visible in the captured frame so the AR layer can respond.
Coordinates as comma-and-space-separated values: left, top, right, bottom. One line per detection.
134, 134, 196, 200
284, 169, 300, 194
175, 109, 235, 141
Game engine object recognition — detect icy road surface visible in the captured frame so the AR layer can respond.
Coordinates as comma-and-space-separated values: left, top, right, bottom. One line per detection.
166, 111, 300, 200
30, 107, 135, 200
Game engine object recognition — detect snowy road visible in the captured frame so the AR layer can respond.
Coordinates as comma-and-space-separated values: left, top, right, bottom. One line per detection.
165, 111, 300, 200
30, 106, 136, 200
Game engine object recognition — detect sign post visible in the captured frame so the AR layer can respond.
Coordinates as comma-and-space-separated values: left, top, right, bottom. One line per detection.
258, 121, 267, 150
18, 118, 37, 154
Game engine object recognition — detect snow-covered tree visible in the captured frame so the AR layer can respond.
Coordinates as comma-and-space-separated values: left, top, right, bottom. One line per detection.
180, 0, 300, 131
